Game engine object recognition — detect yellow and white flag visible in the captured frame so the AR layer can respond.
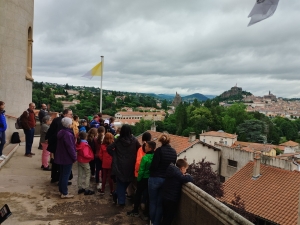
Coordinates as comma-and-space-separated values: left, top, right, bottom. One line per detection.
82, 62, 102, 79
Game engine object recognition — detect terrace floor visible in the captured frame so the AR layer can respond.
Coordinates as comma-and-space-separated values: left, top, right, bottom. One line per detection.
0, 138, 146, 225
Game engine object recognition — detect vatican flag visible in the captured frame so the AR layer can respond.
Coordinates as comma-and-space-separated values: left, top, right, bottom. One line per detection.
248, 0, 280, 26
82, 62, 102, 79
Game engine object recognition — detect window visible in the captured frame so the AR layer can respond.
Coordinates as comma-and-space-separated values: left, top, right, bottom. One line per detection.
228, 159, 237, 167
203, 139, 205, 143
26, 27, 33, 81
225, 141, 227, 145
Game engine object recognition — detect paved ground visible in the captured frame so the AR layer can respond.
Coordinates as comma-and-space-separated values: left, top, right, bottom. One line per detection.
0, 138, 146, 225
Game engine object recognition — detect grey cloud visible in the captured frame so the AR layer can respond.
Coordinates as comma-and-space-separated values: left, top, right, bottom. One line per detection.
33, 0, 300, 98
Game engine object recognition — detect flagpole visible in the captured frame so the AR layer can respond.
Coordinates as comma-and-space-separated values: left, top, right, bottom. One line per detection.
100, 56, 104, 113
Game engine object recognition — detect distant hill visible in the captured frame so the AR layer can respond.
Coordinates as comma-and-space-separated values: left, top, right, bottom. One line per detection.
216, 86, 252, 101
182, 93, 208, 102
205, 95, 216, 99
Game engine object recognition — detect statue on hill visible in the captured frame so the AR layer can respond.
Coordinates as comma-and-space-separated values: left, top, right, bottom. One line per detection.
221, 86, 243, 99
172, 92, 182, 107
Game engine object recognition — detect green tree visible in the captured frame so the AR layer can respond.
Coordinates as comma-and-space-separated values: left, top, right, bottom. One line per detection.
237, 120, 266, 143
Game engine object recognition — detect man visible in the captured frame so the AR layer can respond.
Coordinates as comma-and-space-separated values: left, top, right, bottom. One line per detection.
21, 103, 36, 157
45, 109, 73, 183
38, 104, 48, 149
38, 104, 48, 124
0, 101, 7, 160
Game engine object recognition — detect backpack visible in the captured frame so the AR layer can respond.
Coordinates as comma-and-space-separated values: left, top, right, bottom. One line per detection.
15, 110, 29, 129
11, 132, 21, 144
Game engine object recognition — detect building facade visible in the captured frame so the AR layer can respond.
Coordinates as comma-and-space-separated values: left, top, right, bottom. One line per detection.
0, 0, 34, 141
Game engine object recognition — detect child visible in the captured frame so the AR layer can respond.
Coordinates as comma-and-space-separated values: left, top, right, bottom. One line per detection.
95, 126, 105, 190
40, 115, 52, 171
87, 128, 98, 179
161, 159, 193, 225
127, 141, 156, 219
99, 132, 114, 195
72, 115, 79, 137
76, 131, 95, 195
78, 119, 87, 133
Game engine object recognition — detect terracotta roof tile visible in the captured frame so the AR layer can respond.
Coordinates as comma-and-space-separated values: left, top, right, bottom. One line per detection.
280, 141, 299, 147
136, 130, 199, 154
200, 131, 237, 139
221, 162, 300, 225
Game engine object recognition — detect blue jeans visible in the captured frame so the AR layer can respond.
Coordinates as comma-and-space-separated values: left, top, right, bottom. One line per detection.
116, 177, 130, 205
24, 128, 35, 155
0, 131, 5, 156
59, 164, 73, 195
148, 177, 165, 225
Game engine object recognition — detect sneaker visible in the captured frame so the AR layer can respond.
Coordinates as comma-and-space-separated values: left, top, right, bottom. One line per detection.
0, 155, 7, 159
78, 188, 85, 194
24, 154, 32, 157
127, 210, 139, 217
84, 190, 95, 195
43, 166, 51, 171
97, 183, 102, 190
61, 194, 74, 199
98, 190, 105, 195
30, 153, 35, 155
41, 165, 44, 169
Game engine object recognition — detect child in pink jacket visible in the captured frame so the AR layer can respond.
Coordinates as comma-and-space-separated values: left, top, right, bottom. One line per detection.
76, 132, 95, 195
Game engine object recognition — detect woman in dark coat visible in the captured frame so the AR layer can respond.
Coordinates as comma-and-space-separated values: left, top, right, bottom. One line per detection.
107, 125, 140, 206
148, 133, 177, 225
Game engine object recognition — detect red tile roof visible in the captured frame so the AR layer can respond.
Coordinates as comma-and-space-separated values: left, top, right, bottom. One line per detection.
200, 131, 237, 139
233, 141, 285, 152
136, 130, 199, 154
221, 162, 300, 225
280, 141, 299, 147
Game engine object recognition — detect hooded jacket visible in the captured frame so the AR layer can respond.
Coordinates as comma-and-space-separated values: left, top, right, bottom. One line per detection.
0, 110, 7, 132
45, 115, 64, 153
107, 136, 141, 182
99, 144, 112, 169
54, 127, 77, 165
76, 140, 93, 163
162, 164, 193, 202
137, 151, 154, 182
149, 144, 177, 178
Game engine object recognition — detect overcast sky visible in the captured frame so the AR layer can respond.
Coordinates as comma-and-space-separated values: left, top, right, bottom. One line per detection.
33, 0, 300, 98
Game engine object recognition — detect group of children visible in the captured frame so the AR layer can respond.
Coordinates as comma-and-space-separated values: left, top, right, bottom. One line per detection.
125, 133, 193, 225
75, 126, 116, 196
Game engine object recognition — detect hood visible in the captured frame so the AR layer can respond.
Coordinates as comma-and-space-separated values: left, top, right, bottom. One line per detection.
57, 127, 73, 139
118, 137, 134, 147
166, 163, 180, 178
76, 142, 87, 151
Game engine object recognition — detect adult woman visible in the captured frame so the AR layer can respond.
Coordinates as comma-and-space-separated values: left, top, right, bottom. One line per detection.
107, 125, 141, 206
54, 117, 77, 199
0, 101, 7, 160
148, 133, 177, 225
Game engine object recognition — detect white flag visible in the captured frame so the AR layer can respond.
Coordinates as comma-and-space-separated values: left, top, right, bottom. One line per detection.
248, 0, 280, 26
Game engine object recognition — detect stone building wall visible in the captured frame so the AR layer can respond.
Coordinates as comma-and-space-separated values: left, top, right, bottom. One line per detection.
0, 0, 34, 143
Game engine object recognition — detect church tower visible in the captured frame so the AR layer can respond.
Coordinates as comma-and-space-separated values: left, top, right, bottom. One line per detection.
0, 0, 34, 139
172, 92, 182, 107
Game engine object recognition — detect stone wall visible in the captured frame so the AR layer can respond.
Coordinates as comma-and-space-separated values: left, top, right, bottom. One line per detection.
173, 182, 253, 225
0, 0, 34, 143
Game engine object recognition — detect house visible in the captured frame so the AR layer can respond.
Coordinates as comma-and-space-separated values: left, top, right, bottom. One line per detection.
221, 158, 300, 225
231, 141, 283, 157
66, 90, 79, 95
218, 144, 297, 182
115, 111, 165, 121
136, 130, 220, 172
280, 140, 299, 152
199, 130, 237, 146
61, 100, 80, 109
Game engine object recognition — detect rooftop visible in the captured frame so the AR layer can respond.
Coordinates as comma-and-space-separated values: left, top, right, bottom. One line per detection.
280, 140, 299, 147
221, 162, 300, 225
200, 131, 237, 139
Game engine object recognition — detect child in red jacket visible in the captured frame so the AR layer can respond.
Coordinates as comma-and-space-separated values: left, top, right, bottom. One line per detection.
99, 132, 114, 195
76, 132, 95, 195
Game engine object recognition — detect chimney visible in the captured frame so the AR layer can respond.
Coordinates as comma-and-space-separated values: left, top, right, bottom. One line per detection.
189, 132, 196, 142
151, 123, 156, 132
253, 151, 261, 179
